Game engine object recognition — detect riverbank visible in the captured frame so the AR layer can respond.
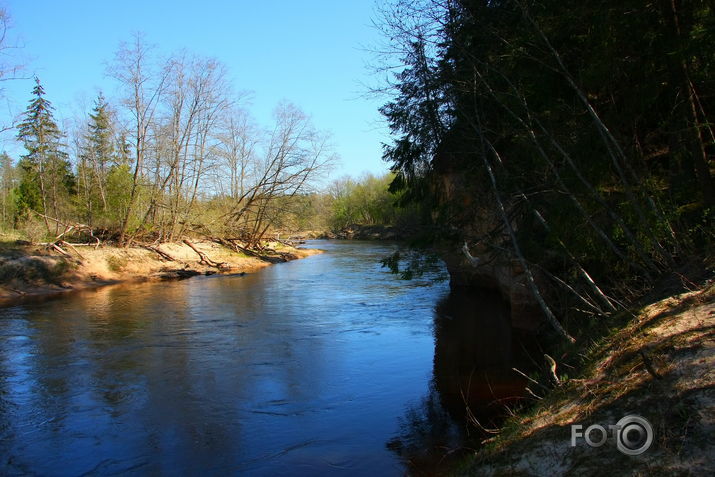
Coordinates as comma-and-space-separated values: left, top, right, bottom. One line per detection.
456, 283, 714, 475
0, 239, 321, 306
287, 224, 411, 241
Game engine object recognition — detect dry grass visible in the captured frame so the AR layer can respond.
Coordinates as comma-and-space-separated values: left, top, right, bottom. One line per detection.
460, 284, 715, 476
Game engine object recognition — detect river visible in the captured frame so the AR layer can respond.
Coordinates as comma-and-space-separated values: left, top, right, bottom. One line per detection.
0, 240, 527, 475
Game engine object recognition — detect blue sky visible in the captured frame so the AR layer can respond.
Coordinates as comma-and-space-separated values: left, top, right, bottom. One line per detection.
1, 0, 393, 180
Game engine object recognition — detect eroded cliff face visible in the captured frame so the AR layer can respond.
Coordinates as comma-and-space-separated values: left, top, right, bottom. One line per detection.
430, 159, 546, 332
441, 249, 545, 331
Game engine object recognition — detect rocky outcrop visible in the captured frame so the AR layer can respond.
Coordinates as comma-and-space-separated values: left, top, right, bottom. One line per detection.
428, 148, 549, 331
335, 224, 400, 240
312, 224, 402, 241
441, 248, 546, 332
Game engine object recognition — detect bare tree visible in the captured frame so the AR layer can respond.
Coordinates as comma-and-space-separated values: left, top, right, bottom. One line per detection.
227, 102, 336, 246
108, 33, 171, 245
0, 7, 26, 134
130, 53, 231, 241
215, 106, 258, 200
171, 56, 231, 239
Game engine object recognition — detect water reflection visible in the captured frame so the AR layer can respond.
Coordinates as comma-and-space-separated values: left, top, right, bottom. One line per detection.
388, 288, 536, 471
0, 241, 451, 475
434, 289, 533, 422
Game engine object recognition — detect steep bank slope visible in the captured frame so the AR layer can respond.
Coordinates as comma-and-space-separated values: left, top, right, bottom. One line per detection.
459, 284, 714, 475
0, 240, 321, 305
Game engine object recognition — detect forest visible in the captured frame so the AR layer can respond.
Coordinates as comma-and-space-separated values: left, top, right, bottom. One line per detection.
0, 24, 407, 250
2, 34, 335, 247
1, 0, 712, 328
376, 0, 714, 340
0, 2, 712, 473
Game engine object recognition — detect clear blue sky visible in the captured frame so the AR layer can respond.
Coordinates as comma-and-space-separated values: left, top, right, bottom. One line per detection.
1, 0, 393, 180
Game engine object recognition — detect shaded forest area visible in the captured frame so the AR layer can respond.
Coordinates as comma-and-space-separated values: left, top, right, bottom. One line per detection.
377, 0, 714, 341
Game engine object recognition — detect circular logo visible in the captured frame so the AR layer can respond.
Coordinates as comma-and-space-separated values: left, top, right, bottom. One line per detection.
615, 415, 653, 455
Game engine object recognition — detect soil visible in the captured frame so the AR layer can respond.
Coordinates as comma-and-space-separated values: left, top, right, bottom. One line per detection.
0, 239, 322, 306
458, 283, 714, 476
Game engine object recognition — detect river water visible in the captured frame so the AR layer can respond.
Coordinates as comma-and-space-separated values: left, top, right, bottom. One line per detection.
0, 240, 527, 475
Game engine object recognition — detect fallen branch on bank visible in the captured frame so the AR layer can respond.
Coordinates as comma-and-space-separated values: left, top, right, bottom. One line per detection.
275, 238, 301, 247
213, 237, 263, 258
47, 242, 71, 258
31, 211, 102, 248
37, 240, 86, 261
183, 240, 229, 269
142, 245, 178, 262
58, 240, 85, 260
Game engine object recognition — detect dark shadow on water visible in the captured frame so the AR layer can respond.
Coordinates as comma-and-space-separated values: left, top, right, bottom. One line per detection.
388, 288, 541, 473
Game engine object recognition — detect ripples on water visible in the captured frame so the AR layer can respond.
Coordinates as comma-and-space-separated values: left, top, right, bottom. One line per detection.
0, 240, 531, 475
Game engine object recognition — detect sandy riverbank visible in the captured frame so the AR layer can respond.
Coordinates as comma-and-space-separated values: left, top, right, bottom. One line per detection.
0, 240, 322, 306
457, 283, 714, 475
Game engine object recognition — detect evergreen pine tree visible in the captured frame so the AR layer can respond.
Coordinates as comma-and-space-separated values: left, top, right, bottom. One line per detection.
79, 92, 114, 224
16, 77, 74, 229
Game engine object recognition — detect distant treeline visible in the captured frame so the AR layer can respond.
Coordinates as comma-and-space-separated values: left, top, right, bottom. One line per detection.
2, 34, 338, 247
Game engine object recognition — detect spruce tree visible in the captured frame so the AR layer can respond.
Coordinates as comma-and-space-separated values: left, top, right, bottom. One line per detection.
79, 92, 114, 224
16, 77, 74, 229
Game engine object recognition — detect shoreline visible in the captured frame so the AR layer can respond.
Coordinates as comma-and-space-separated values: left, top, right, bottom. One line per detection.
0, 240, 322, 307
456, 283, 714, 475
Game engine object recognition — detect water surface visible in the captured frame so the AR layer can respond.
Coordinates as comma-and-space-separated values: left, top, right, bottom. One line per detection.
1, 241, 457, 475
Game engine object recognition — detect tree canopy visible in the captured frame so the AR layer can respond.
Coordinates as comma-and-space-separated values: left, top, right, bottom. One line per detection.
379, 0, 714, 338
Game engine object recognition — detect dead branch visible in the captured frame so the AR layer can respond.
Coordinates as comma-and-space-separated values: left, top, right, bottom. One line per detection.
462, 241, 482, 266
478, 129, 575, 342
183, 240, 228, 269
49, 242, 71, 257
31, 210, 102, 248
544, 354, 560, 386
58, 240, 85, 260
220, 238, 263, 258
142, 245, 177, 262
274, 238, 300, 248
525, 386, 543, 400
512, 367, 549, 391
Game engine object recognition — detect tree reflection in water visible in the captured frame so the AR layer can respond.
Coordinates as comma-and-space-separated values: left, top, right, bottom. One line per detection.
388, 288, 540, 472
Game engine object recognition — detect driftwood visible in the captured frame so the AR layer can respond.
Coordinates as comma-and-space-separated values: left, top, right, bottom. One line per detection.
214, 237, 263, 258
261, 247, 294, 262
183, 240, 229, 269
142, 245, 177, 262
58, 240, 85, 260
32, 211, 101, 249
48, 242, 71, 257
